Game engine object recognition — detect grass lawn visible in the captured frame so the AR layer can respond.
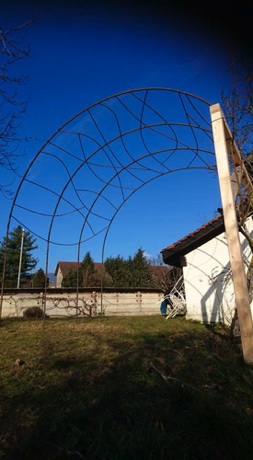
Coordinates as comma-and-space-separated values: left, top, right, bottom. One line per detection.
1, 315, 253, 459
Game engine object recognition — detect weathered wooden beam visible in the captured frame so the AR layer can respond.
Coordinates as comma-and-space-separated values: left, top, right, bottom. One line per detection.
210, 103, 253, 364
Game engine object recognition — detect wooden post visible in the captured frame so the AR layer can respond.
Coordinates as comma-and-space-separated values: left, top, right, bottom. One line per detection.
210, 103, 253, 364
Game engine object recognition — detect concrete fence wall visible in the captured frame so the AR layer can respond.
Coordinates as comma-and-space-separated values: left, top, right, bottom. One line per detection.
1, 288, 164, 318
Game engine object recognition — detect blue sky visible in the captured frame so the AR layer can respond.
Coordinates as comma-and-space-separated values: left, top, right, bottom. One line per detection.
1, 0, 251, 272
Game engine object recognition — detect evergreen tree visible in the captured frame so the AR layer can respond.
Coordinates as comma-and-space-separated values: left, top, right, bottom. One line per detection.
0, 225, 38, 287
105, 249, 152, 288
61, 253, 101, 288
129, 248, 152, 288
104, 255, 129, 287
81, 252, 96, 287
32, 268, 48, 288
62, 269, 79, 288
95, 264, 112, 287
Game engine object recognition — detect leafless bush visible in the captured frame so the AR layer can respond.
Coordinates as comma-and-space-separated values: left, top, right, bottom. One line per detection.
23, 306, 48, 318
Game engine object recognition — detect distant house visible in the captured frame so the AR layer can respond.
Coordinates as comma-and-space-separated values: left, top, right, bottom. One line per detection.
55, 261, 78, 287
54, 261, 104, 287
161, 215, 253, 325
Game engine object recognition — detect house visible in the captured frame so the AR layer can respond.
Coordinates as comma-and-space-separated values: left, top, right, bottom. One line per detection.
161, 214, 253, 325
55, 261, 79, 287
54, 261, 104, 287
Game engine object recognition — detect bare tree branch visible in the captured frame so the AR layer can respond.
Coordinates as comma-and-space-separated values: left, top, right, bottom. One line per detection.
0, 18, 37, 196
222, 57, 253, 156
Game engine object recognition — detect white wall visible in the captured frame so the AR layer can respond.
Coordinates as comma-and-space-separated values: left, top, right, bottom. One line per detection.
56, 268, 63, 288
183, 219, 253, 324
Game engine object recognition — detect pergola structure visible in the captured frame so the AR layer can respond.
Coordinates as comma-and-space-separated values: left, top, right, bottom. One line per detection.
0, 88, 252, 362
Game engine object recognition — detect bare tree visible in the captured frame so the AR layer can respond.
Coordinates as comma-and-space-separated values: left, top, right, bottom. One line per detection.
222, 57, 253, 156
0, 19, 35, 196
147, 254, 183, 293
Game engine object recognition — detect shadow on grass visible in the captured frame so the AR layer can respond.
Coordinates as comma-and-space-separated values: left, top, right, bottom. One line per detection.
1, 318, 253, 460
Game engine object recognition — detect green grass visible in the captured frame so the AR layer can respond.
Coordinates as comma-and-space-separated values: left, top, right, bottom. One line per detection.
1, 316, 253, 459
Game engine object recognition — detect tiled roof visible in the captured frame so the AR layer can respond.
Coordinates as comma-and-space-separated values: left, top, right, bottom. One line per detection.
161, 214, 224, 267
54, 261, 103, 276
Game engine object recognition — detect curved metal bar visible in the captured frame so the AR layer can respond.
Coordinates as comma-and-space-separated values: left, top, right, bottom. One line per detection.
0, 87, 214, 320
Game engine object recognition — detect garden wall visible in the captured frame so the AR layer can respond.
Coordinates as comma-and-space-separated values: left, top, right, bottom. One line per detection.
1, 288, 164, 317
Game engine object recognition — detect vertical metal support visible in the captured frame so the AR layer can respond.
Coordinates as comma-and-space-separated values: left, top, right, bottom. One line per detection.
210, 103, 253, 364
92, 291, 97, 316
17, 228, 25, 289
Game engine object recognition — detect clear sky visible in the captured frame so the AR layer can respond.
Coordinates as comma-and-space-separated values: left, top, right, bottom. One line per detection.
1, 0, 251, 272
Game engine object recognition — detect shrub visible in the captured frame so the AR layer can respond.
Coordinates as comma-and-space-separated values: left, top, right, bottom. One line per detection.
23, 307, 48, 318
